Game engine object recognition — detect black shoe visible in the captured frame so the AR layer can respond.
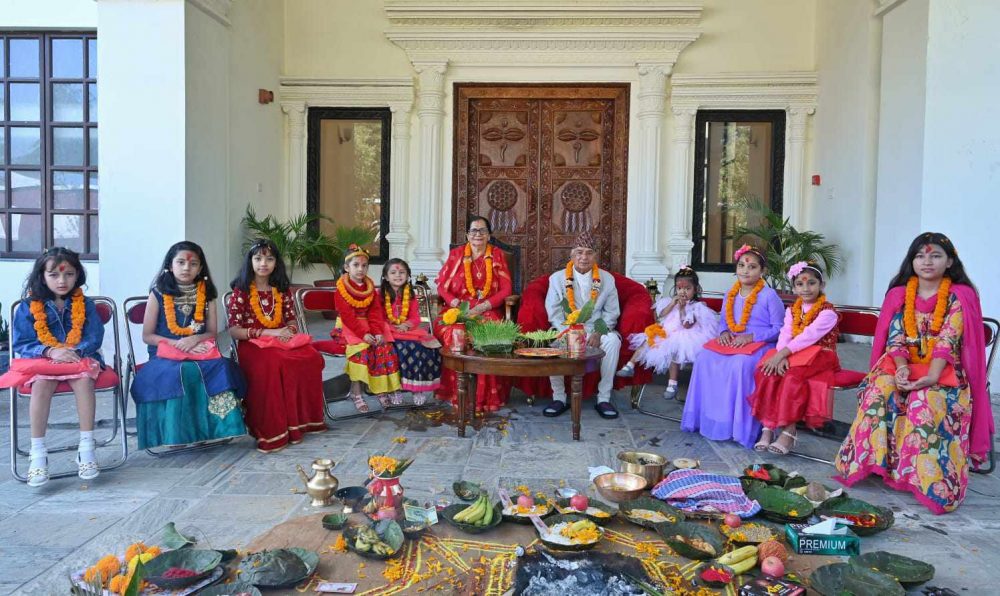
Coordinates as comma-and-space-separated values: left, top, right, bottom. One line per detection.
594, 401, 619, 419
543, 400, 570, 417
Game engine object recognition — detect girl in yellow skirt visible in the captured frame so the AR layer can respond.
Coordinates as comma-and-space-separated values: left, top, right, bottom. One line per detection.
332, 244, 402, 412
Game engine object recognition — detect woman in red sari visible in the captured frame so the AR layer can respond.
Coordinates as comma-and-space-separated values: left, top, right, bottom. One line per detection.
434, 216, 513, 411
228, 240, 326, 452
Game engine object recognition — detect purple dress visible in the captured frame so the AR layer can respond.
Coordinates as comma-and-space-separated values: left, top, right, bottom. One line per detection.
681, 285, 784, 448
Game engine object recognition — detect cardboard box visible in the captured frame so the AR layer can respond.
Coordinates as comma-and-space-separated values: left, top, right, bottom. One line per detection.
785, 523, 860, 556
738, 577, 806, 596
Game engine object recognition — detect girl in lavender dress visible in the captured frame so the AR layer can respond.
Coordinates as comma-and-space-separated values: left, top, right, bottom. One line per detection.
681, 245, 784, 448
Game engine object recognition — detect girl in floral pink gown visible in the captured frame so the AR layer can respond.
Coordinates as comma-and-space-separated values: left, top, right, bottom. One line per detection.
836, 232, 990, 514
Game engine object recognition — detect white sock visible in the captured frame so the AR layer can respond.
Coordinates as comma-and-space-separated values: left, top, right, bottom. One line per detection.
79, 431, 97, 464
667, 379, 678, 388
30, 437, 47, 460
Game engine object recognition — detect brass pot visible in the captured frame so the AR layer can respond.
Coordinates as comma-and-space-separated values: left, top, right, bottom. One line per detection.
617, 451, 667, 489
296, 458, 339, 507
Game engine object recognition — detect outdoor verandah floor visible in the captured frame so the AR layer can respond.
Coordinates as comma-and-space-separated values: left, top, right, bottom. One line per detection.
1, 340, 998, 594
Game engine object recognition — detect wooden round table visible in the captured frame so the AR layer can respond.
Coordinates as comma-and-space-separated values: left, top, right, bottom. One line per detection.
441, 346, 604, 441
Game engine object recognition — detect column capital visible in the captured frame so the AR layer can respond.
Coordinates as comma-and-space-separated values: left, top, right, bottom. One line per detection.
281, 101, 307, 139
280, 100, 306, 115
637, 63, 671, 118
413, 61, 448, 88
637, 62, 674, 80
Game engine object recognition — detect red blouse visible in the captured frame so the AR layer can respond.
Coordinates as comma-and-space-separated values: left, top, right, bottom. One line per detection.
435, 245, 513, 311
226, 286, 298, 331
334, 278, 388, 338
380, 287, 422, 328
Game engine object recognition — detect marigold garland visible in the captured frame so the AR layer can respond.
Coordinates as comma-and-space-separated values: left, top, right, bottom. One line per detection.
337, 275, 375, 309
644, 323, 667, 346
791, 295, 827, 338
30, 288, 85, 348
904, 275, 952, 364
564, 261, 600, 311
385, 286, 411, 325
725, 279, 765, 333
163, 281, 206, 336
249, 284, 283, 328
463, 243, 494, 300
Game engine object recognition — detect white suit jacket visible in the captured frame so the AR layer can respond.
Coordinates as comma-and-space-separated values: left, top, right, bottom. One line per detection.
544, 268, 620, 334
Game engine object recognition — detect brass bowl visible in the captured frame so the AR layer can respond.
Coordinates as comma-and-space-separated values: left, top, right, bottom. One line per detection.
593, 472, 646, 503
617, 451, 667, 489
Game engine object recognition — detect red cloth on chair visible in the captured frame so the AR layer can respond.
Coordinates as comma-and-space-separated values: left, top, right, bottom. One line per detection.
516, 271, 654, 399
156, 340, 222, 360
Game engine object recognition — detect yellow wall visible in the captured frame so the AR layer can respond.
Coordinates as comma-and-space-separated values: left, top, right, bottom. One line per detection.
283, 0, 818, 78
675, 0, 816, 73
284, 0, 411, 78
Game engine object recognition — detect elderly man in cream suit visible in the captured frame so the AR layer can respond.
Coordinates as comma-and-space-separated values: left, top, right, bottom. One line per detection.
542, 230, 622, 419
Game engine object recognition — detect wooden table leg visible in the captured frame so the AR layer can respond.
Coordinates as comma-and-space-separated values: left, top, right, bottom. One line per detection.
457, 372, 469, 438
571, 374, 582, 441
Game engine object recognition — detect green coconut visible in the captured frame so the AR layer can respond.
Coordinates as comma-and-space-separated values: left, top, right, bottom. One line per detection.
851, 551, 934, 588
655, 521, 725, 560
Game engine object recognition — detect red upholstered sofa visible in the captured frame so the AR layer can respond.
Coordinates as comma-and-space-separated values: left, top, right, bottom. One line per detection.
515, 271, 654, 401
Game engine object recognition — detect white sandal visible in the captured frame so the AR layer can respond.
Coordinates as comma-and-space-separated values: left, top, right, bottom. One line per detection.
754, 428, 774, 452
768, 431, 798, 455
413, 392, 428, 406
77, 454, 100, 480
27, 455, 49, 487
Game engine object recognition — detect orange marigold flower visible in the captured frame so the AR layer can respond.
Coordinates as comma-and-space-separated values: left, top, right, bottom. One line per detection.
124, 542, 147, 562
333, 534, 347, 553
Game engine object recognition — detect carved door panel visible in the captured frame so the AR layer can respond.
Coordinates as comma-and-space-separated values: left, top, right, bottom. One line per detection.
454, 85, 629, 288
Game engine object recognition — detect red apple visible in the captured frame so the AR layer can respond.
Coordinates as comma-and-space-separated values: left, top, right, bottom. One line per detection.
570, 494, 589, 512
516, 495, 534, 509
723, 513, 742, 528
761, 556, 785, 578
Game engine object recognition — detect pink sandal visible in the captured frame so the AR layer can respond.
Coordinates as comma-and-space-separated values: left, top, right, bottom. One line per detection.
377, 393, 393, 409
349, 390, 369, 413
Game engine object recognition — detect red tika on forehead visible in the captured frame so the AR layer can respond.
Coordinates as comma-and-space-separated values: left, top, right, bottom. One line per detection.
921, 244, 937, 254
179, 251, 197, 260
58, 263, 67, 272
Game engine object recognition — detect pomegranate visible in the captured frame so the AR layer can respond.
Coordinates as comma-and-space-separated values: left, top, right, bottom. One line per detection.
760, 556, 785, 578
569, 494, 589, 512
516, 495, 535, 509
723, 513, 742, 528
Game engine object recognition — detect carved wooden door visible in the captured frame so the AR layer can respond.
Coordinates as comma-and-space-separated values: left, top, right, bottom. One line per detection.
454, 85, 630, 288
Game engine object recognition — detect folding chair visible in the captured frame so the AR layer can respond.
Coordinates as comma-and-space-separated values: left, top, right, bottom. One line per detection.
8, 297, 128, 483
122, 295, 236, 456
294, 286, 433, 421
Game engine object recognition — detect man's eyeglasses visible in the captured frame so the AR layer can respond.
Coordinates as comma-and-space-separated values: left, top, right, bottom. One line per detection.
467, 228, 489, 236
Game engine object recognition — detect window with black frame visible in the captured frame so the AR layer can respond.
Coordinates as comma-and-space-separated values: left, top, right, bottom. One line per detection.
306, 107, 390, 263
691, 110, 785, 271
1, 32, 98, 258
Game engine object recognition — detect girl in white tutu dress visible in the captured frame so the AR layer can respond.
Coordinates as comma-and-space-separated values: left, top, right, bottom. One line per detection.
617, 266, 718, 398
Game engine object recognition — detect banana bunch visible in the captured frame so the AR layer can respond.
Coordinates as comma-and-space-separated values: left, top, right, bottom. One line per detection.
453, 494, 495, 527
715, 545, 758, 574
353, 526, 394, 555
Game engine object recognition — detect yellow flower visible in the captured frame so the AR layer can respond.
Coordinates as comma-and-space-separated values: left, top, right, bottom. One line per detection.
564, 310, 580, 325
392, 436, 408, 444
443, 308, 460, 325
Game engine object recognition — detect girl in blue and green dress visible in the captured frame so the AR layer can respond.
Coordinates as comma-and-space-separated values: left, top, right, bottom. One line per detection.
130, 241, 246, 449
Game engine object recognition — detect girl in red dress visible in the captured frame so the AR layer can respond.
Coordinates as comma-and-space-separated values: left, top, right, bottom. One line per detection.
433, 216, 513, 412
227, 239, 326, 452
748, 262, 840, 454
334, 244, 402, 412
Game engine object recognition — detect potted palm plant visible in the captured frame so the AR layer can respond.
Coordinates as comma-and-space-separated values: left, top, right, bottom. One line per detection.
734, 198, 842, 294
241, 206, 337, 282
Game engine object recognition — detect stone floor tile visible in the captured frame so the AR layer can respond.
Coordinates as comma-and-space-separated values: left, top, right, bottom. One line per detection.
174, 494, 304, 524
0, 512, 120, 548
0, 547, 73, 584
212, 471, 304, 496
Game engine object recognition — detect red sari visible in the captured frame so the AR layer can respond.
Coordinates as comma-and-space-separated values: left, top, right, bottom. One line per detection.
434, 245, 513, 412
227, 286, 326, 452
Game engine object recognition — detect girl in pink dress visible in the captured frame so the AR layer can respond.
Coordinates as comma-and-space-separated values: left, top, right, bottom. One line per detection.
748, 262, 840, 454
617, 266, 718, 399
380, 258, 442, 405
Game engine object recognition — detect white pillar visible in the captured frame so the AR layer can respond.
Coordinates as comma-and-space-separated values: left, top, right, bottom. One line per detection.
783, 107, 813, 229
281, 100, 307, 217
666, 106, 697, 272
629, 63, 672, 279
409, 61, 448, 279
386, 101, 413, 259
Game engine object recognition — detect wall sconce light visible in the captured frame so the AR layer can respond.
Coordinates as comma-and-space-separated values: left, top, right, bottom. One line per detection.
258, 89, 274, 104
